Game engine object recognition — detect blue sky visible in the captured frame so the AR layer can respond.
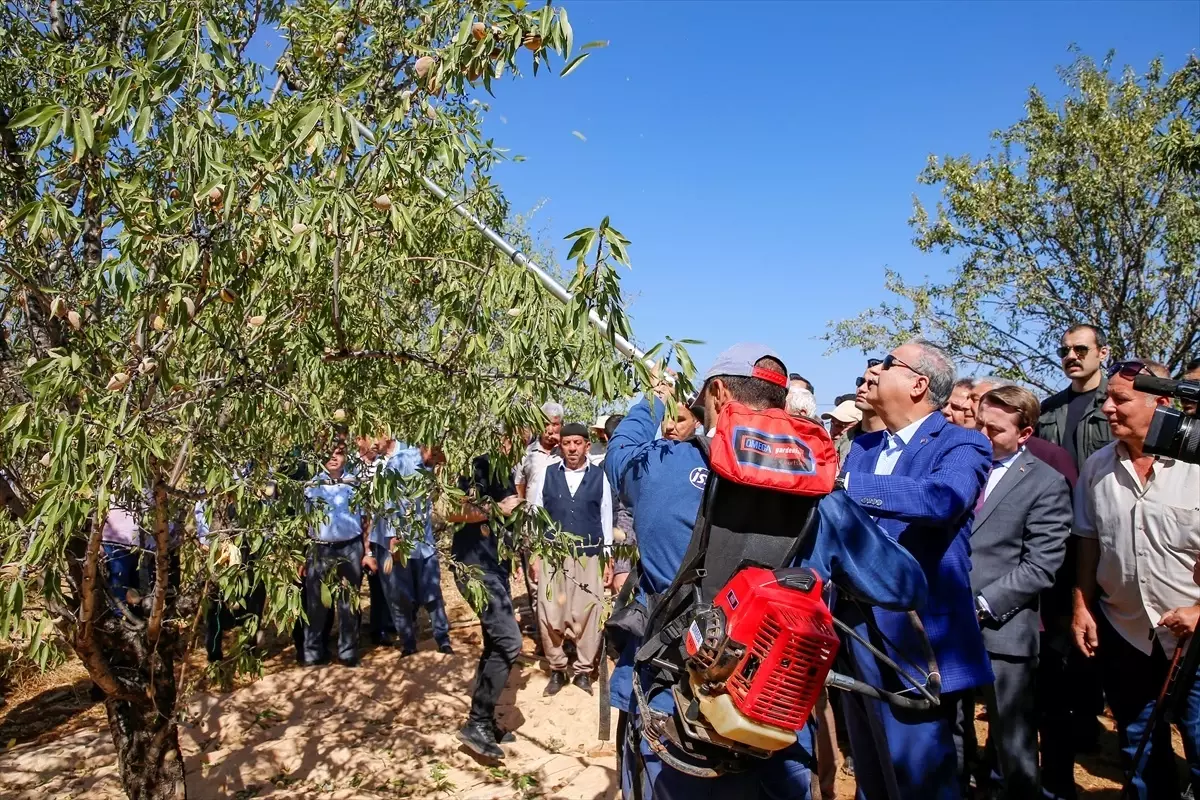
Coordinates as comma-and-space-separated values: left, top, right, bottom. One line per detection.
478, 0, 1199, 409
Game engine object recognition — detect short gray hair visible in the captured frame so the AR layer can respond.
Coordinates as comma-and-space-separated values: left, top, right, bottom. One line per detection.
540, 401, 564, 420
785, 385, 818, 418
953, 377, 976, 390
972, 375, 1015, 392
907, 338, 956, 409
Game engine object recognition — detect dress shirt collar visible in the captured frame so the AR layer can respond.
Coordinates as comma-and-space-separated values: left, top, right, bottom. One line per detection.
887, 411, 935, 448
992, 446, 1024, 468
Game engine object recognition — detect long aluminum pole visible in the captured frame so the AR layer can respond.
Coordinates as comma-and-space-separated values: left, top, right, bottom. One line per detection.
420, 176, 654, 368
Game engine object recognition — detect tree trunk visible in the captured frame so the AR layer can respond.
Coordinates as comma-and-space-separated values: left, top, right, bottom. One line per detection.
104, 648, 187, 800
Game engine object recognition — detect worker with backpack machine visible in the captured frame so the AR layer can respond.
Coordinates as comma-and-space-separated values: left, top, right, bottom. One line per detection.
605, 344, 940, 799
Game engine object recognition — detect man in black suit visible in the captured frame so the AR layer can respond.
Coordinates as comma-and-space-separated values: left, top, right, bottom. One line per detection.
971, 384, 1073, 799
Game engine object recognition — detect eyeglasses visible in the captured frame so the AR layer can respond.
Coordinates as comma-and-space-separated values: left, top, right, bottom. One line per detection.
1057, 344, 1091, 359
881, 353, 926, 377
1107, 360, 1150, 380
855, 358, 884, 387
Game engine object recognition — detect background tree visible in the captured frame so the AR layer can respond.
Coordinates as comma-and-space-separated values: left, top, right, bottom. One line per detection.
827, 53, 1200, 390
0, 1, 686, 798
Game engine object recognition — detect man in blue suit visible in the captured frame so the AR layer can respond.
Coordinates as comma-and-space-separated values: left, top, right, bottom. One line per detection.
838, 339, 993, 800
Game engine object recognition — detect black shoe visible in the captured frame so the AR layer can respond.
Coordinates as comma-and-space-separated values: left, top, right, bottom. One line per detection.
338, 657, 360, 668
303, 657, 330, 668
544, 670, 567, 696
493, 722, 516, 744
571, 673, 593, 695
457, 722, 504, 760
400, 647, 417, 658
438, 642, 454, 655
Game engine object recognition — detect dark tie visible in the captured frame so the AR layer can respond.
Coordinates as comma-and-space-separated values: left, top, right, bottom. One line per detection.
974, 463, 997, 514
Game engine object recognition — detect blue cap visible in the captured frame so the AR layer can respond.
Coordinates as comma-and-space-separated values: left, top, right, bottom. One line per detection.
701, 343, 788, 387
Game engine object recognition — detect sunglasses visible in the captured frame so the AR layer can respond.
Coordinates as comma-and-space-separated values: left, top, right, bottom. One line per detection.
1107, 360, 1150, 380
881, 353, 926, 377
855, 358, 884, 387
1057, 344, 1091, 359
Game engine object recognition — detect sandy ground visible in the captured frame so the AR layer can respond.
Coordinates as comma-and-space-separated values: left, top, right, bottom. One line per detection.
0, 577, 618, 800
0, 573, 1180, 799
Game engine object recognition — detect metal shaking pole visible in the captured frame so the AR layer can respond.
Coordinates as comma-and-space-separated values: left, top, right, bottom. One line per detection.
420, 176, 656, 370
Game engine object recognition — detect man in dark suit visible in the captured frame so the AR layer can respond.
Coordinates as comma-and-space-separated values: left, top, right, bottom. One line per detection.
971, 385, 1072, 799
969, 377, 1081, 798
839, 339, 993, 800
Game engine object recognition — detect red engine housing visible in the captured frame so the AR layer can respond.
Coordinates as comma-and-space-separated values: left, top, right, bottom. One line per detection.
694, 567, 839, 731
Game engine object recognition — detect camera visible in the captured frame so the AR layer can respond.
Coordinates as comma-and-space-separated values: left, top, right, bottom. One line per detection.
1134, 375, 1200, 464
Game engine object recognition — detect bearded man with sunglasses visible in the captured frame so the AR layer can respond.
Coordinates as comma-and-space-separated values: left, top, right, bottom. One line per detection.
837, 339, 993, 800
1038, 324, 1115, 473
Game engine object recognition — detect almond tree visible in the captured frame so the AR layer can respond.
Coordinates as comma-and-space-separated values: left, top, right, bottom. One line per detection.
0, 1, 655, 797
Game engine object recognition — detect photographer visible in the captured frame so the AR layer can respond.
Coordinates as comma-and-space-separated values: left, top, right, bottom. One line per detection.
1182, 357, 1200, 417
1071, 359, 1200, 800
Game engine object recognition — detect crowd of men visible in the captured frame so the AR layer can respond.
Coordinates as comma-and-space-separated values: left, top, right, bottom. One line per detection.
96, 323, 1200, 800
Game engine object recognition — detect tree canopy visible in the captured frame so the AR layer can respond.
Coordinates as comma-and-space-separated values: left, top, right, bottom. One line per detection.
0, 1, 691, 796
827, 54, 1200, 390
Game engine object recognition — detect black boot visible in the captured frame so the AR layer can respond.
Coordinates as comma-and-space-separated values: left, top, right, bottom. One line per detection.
493, 721, 516, 744
572, 673, 593, 695
544, 670, 568, 697
457, 722, 504, 760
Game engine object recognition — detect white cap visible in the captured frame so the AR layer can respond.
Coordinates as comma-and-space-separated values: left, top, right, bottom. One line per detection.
821, 400, 863, 424
590, 414, 610, 431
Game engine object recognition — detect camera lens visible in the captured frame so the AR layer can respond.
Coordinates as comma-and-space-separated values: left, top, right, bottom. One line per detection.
1144, 407, 1200, 464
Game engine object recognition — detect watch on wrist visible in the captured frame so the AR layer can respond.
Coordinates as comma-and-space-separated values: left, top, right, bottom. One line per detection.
975, 595, 991, 621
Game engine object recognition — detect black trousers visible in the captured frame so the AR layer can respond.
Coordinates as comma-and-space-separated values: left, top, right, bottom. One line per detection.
205, 582, 266, 662
205, 551, 267, 662
456, 566, 522, 727
303, 538, 364, 663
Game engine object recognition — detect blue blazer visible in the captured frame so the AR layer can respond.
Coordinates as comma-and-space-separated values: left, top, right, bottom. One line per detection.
842, 413, 994, 693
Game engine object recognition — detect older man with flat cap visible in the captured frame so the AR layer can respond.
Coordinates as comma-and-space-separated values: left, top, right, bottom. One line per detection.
527, 420, 613, 697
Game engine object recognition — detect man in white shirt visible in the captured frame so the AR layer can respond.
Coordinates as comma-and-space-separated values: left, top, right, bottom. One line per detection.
1072, 359, 1200, 800
514, 401, 563, 502
527, 422, 613, 697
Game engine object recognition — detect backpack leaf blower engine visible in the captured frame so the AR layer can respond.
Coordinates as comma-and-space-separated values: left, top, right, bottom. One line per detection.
679, 566, 838, 755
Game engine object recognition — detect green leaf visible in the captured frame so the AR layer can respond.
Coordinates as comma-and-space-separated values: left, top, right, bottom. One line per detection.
566, 232, 593, 262
580, 40, 609, 51
292, 104, 324, 149
205, 19, 225, 46
0, 403, 29, 433
75, 108, 95, 151
320, 582, 332, 609
132, 106, 152, 142
559, 53, 589, 78
157, 31, 188, 63
560, 7, 574, 57
455, 15, 473, 46
7, 104, 60, 129
675, 343, 696, 378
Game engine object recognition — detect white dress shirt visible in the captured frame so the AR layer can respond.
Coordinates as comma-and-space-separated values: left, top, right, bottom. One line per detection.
873, 412, 935, 476
982, 447, 1024, 503
514, 440, 562, 504
1074, 442, 1200, 654
528, 461, 614, 548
